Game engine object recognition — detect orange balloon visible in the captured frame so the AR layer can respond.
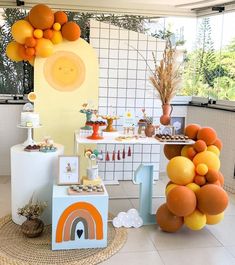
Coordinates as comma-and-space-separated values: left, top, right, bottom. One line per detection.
184, 124, 201, 140
194, 175, 206, 186
35, 38, 53, 57
54, 11, 68, 25
196, 184, 228, 215
6, 41, 23, 62
164, 144, 183, 160
25, 47, 35, 57
197, 127, 217, 146
187, 147, 197, 160
18, 45, 33, 60
29, 4, 54, 30
193, 140, 207, 153
156, 203, 183, 233
11, 20, 34, 44
213, 138, 223, 151
25, 37, 37, 48
61, 21, 81, 41
167, 186, 197, 217
205, 169, 219, 183
43, 29, 53, 40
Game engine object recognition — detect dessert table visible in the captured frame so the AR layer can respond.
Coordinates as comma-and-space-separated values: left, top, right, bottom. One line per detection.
11, 144, 64, 225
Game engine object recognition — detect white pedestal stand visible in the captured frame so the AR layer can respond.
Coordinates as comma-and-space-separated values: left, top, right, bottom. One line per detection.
11, 144, 64, 225
17, 125, 42, 147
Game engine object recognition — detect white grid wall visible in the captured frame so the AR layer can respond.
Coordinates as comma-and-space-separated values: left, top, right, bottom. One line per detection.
90, 20, 165, 181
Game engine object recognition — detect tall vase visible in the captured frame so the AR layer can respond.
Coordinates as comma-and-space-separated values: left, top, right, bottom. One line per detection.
160, 104, 173, 126
162, 104, 173, 116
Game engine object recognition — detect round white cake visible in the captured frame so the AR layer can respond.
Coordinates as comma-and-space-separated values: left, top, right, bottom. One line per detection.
21, 112, 40, 127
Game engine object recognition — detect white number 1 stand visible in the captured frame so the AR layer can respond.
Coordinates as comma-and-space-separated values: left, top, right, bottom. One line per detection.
134, 164, 156, 225
17, 125, 42, 147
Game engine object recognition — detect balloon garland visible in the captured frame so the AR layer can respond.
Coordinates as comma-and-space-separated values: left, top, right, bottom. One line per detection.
157, 124, 228, 232
6, 4, 81, 65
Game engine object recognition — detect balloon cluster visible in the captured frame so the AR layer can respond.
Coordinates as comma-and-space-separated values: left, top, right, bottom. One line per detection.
6, 4, 81, 65
156, 124, 229, 232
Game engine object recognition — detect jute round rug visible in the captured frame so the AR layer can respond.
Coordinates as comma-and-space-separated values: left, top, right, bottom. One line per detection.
0, 215, 127, 265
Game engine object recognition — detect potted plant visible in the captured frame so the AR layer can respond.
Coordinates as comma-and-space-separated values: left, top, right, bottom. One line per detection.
17, 197, 47, 238
149, 39, 182, 125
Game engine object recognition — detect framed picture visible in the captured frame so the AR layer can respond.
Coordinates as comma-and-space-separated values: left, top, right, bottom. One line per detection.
58, 156, 80, 185
159, 125, 175, 136
171, 117, 185, 135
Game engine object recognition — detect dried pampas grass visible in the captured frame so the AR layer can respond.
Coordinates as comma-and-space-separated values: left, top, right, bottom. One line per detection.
150, 40, 182, 105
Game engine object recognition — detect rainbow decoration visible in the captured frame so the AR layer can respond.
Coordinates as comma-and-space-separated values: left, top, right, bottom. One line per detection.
56, 202, 103, 243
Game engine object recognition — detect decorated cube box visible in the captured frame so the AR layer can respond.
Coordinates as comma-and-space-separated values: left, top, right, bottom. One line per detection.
52, 184, 109, 250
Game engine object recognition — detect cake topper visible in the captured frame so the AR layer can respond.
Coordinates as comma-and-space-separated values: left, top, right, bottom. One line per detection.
23, 103, 34, 112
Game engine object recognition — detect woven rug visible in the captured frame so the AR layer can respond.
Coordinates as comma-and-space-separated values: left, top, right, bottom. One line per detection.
0, 215, 127, 265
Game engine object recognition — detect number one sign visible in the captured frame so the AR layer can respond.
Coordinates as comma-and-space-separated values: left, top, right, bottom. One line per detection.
133, 164, 156, 225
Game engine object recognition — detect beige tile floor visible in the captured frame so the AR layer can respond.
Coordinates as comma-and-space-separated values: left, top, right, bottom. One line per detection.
1, 175, 235, 265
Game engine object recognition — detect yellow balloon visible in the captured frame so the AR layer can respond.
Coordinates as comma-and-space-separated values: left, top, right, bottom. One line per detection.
51, 31, 63, 44
206, 212, 224, 225
181, 145, 191, 157
35, 38, 53, 57
196, 163, 208, 175
186, 183, 200, 193
53, 22, 61, 31
34, 29, 43, 39
167, 156, 195, 185
193, 151, 220, 171
6, 41, 22, 62
184, 209, 206, 230
165, 184, 178, 196
207, 145, 220, 156
11, 20, 34, 44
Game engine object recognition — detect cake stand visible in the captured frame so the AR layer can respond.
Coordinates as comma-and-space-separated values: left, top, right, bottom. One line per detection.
17, 125, 42, 147
86, 122, 106, 140
101, 115, 119, 132
80, 109, 97, 130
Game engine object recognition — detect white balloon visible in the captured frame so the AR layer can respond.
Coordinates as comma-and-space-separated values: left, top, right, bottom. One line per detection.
117, 212, 126, 220
127, 208, 139, 216
112, 217, 122, 228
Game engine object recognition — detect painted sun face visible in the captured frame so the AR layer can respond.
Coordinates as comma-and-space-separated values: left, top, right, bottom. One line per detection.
44, 51, 86, 92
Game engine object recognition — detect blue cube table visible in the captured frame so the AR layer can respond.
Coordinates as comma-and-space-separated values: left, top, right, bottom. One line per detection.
52, 184, 109, 250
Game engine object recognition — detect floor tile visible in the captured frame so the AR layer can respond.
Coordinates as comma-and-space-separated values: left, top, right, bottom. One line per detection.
148, 225, 222, 250
159, 247, 235, 265
101, 251, 164, 265
206, 215, 235, 246
119, 227, 156, 253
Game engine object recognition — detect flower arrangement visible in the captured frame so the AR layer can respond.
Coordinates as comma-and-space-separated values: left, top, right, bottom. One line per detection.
18, 198, 47, 220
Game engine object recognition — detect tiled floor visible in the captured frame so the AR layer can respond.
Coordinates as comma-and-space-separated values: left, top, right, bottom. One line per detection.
1, 175, 235, 265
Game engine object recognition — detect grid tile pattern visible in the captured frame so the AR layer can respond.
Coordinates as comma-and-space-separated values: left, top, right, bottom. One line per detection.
90, 20, 165, 181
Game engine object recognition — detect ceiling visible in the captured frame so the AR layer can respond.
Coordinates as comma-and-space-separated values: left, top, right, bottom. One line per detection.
0, 0, 234, 16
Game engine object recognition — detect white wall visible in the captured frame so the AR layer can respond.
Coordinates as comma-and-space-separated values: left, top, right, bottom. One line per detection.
187, 106, 235, 193
0, 105, 26, 176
